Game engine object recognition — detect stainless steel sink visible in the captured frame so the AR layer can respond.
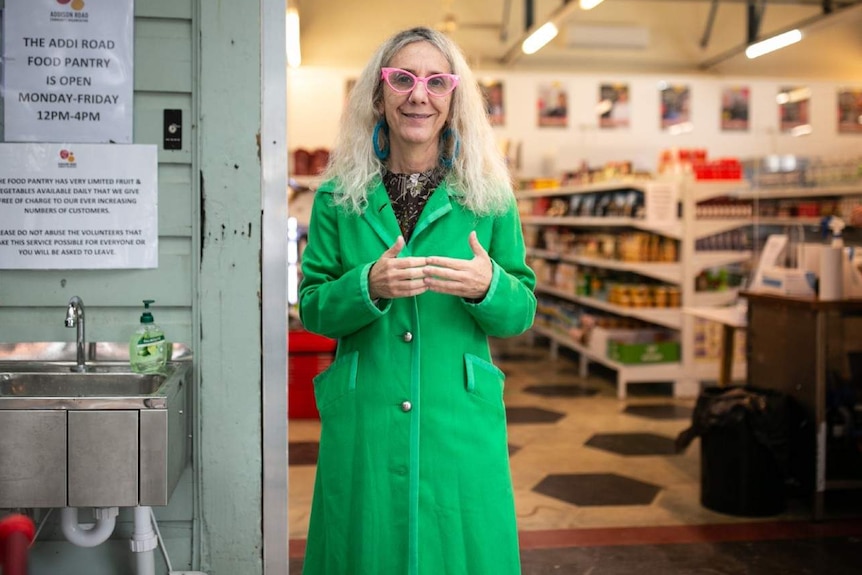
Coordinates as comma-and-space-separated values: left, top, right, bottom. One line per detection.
0, 371, 166, 397
0, 342, 192, 410
0, 342, 194, 508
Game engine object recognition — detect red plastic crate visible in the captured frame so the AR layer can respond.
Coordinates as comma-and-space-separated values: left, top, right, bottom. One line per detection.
288, 330, 336, 419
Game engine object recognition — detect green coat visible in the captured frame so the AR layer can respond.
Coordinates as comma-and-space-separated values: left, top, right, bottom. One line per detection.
299, 177, 536, 575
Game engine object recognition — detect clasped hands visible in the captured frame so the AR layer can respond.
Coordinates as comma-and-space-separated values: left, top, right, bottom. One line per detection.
368, 231, 491, 301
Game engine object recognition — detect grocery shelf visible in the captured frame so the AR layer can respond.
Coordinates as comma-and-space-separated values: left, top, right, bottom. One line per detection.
515, 180, 650, 199
522, 216, 683, 239
692, 250, 753, 273
752, 217, 822, 227
527, 249, 681, 284
519, 176, 860, 399
692, 218, 750, 239
531, 323, 683, 400
536, 284, 682, 329
734, 183, 862, 200
690, 289, 740, 308
691, 180, 751, 202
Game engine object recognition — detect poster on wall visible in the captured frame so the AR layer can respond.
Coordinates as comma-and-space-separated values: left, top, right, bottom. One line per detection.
778, 86, 811, 134
537, 82, 568, 128
720, 86, 750, 131
1, 0, 135, 143
479, 80, 505, 126
659, 83, 691, 131
598, 83, 630, 129
0, 143, 158, 270
837, 88, 862, 134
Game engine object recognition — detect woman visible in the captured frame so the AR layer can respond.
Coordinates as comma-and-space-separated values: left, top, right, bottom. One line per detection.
299, 26, 536, 575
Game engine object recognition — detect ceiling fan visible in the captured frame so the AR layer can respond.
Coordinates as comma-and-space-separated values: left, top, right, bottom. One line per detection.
435, 0, 503, 35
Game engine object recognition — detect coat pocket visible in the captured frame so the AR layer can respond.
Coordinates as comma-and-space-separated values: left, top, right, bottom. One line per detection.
313, 351, 358, 414
464, 353, 506, 411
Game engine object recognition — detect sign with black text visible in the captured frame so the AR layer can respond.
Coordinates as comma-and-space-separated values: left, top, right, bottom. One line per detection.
1, 0, 134, 143
0, 144, 158, 269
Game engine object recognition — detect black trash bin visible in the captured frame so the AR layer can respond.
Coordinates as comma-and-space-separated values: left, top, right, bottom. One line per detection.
676, 385, 799, 517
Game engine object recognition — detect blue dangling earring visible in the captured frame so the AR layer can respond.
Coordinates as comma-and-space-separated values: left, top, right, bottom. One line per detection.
439, 127, 460, 169
372, 119, 390, 160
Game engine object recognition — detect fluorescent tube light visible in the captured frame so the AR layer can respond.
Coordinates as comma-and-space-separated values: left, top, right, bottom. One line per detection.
521, 22, 559, 55
580, 0, 606, 9
745, 29, 802, 59
286, 7, 301, 68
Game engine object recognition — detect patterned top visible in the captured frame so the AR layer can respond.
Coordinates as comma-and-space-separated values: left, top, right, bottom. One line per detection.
381, 166, 446, 242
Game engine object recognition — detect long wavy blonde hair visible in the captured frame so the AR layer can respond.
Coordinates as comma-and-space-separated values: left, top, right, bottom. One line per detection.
323, 27, 512, 216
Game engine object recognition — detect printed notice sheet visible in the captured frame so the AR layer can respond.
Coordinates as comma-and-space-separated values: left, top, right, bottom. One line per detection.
0, 143, 158, 269
644, 181, 680, 228
2, 0, 134, 143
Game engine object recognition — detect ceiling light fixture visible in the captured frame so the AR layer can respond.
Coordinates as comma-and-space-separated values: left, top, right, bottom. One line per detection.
521, 22, 559, 55
700, 2, 862, 71
745, 29, 802, 59
504, 0, 585, 63
579, 0, 606, 10
286, 7, 301, 68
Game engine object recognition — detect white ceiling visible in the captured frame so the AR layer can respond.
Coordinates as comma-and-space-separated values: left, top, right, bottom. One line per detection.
296, 0, 862, 80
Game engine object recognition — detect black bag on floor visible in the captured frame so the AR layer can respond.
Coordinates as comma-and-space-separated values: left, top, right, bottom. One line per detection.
676, 385, 808, 517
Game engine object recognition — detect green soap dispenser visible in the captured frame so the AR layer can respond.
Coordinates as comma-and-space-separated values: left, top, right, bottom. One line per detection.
130, 299, 168, 373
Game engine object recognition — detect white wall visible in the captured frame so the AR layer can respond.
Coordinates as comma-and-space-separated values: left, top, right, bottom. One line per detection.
288, 67, 861, 178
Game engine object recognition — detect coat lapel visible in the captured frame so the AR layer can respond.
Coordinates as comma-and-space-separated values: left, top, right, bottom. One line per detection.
361, 179, 457, 250
361, 180, 401, 248
409, 182, 455, 243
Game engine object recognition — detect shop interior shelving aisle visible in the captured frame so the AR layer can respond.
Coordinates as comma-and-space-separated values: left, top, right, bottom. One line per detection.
516, 177, 751, 399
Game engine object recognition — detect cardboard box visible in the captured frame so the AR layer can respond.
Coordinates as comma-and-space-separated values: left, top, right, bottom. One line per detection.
606, 332, 680, 364
587, 327, 634, 356
588, 326, 679, 364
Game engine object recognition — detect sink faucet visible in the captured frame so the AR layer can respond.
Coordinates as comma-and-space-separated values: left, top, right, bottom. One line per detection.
64, 296, 88, 372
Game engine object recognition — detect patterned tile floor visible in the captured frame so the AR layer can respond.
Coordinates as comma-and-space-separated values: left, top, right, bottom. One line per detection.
287, 336, 862, 573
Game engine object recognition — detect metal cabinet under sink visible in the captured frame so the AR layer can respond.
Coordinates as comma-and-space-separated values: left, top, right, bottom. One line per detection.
0, 344, 192, 509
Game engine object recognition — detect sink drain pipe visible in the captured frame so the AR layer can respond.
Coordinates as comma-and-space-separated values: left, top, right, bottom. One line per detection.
60, 507, 118, 548
130, 506, 158, 575
61, 506, 159, 574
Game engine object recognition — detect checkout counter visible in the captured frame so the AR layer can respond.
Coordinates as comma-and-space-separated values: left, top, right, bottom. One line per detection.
743, 291, 862, 519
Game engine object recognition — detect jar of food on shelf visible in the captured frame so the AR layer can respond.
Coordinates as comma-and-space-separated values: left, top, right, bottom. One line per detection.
617, 287, 631, 308
653, 286, 669, 307
661, 238, 678, 262
625, 284, 642, 307
608, 284, 622, 305
648, 235, 661, 262
668, 287, 681, 308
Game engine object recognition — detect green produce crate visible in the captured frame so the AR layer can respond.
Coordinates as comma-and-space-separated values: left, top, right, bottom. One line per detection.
608, 339, 680, 364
